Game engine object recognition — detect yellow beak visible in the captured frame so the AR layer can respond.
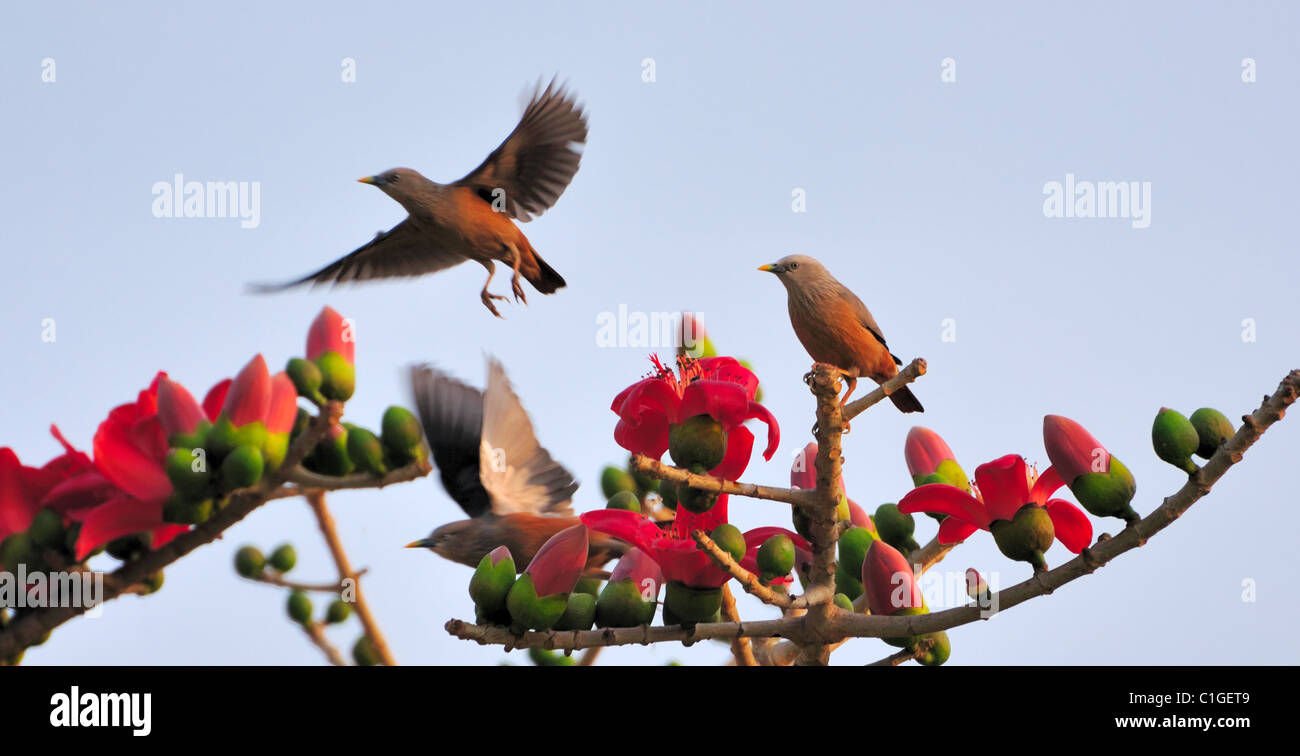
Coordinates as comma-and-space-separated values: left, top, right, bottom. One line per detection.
758, 264, 777, 272
405, 539, 431, 549
357, 176, 376, 184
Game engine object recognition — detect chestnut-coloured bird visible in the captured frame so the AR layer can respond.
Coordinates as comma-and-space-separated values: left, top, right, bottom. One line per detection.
759, 254, 923, 413
405, 358, 626, 573
251, 79, 588, 317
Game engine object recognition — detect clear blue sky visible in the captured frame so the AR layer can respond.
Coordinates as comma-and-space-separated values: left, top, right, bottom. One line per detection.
2, 1, 1296, 665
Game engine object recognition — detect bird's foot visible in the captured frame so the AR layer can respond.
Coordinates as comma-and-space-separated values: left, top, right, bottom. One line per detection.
511, 275, 528, 304
481, 290, 508, 318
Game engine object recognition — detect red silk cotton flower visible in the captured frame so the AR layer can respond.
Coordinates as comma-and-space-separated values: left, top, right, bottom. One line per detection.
582, 497, 808, 589
611, 355, 779, 480
897, 454, 1092, 565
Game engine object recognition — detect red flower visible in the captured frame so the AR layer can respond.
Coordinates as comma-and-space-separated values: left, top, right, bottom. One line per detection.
898, 454, 1092, 553
307, 306, 355, 365
222, 354, 273, 427
609, 547, 664, 598
611, 356, 779, 480
156, 376, 207, 439
0, 427, 96, 542
861, 539, 924, 616
582, 499, 808, 589
1042, 414, 1111, 483
525, 523, 588, 597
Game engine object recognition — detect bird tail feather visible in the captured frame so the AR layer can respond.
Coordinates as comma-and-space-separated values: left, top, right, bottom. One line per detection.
889, 386, 924, 413
525, 249, 567, 294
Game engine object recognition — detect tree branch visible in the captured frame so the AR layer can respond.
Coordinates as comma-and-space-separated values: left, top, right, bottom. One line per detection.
445, 616, 805, 651
629, 455, 814, 507
719, 585, 759, 666
843, 358, 927, 422
693, 530, 795, 609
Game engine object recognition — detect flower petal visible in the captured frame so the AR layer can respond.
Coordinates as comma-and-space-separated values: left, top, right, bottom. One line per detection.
1045, 498, 1093, 554
222, 354, 272, 427
156, 376, 205, 438
74, 495, 165, 561
974, 454, 1032, 523
92, 401, 171, 503
525, 523, 588, 596
937, 516, 980, 544
306, 306, 355, 364
266, 372, 299, 435
1031, 465, 1066, 505
904, 426, 956, 477
711, 425, 754, 481
1043, 414, 1110, 484
202, 379, 231, 421
580, 509, 662, 556
898, 483, 989, 527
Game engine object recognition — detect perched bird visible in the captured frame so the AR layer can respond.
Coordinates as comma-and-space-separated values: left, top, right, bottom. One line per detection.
405, 358, 626, 572
759, 254, 923, 413
251, 79, 588, 317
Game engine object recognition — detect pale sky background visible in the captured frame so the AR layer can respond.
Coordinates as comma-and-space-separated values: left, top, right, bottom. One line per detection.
2, 1, 1296, 665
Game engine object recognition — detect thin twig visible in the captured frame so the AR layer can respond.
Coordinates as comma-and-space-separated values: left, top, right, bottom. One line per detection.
720, 585, 758, 667
693, 530, 794, 609
843, 358, 927, 422
306, 491, 397, 666
249, 568, 369, 593
576, 648, 602, 666
867, 646, 922, 667
302, 621, 347, 666
629, 455, 814, 507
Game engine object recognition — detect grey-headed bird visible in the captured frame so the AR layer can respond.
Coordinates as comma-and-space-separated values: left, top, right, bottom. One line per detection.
759, 254, 923, 413
405, 359, 625, 572
251, 79, 588, 318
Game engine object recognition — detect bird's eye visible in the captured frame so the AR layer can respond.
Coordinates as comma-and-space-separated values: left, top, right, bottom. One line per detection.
788, 262, 799, 271
388, 174, 399, 184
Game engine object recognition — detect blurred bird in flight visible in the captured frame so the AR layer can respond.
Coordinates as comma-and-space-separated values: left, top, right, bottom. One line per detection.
405, 358, 626, 573
759, 254, 924, 413
251, 79, 588, 317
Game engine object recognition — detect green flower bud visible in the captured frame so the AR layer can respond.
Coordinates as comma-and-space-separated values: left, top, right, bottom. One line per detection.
220, 444, 264, 490
162, 493, 213, 525
204, 415, 239, 464
1152, 408, 1200, 474
314, 350, 355, 401
677, 466, 718, 514
606, 490, 641, 512
234, 545, 265, 579
1, 533, 36, 573
286, 357, 327, 405
325, 599, 352, 624
596, 580, 657, 627
757, 534, 795, 577
667, 414, 727, 470
915, 631, 951, 666
505, 574, 569, 631
709, 523, 746, 564
1189, 407, 1235, 460
837, 526, 878, 580
833, 593, 855, 612
574, 576, 602, 597
1070, 456, 1139, 524
990, 504, 1054, 570
555, 591, 597, 631
27, 508, 65, 549
380, 406, 423, 465
469, 548, 516, 615
352, 636, 381, 666
268, 544, 297, 572
599, 466, 637, 499
662, 581, 722, 625
306, 426, 354, 477
141, 571, 165, 594
290, 408, 311, 441
883, 605, 929, 649
286, 590, 313, 625
835, 570, 863, 601
164, 447, 211, 498
346, 426, 389, 476
933, 459, 971, 492
528, 647, 575, 666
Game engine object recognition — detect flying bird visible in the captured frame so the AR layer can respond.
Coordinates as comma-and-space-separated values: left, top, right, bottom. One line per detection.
405, 358, 626, 572
251, 79, 588, 317
759, 254, 923, 413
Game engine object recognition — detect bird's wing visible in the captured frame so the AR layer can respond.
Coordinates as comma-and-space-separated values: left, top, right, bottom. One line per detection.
248, 219, 466, 292
842, 286, 902, 364
453, 79, 588, 223
478, 358, 578, 516
409, 364, 493, 519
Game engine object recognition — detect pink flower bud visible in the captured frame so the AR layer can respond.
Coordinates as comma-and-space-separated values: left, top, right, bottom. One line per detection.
156, 376, 205, 437
861, 540, 924, 616
609, 547, 663, 599
486, 545, 513, 567
222, 355, 272, 428
904, 426, 957, 478
266, 372, 299, 435
307, 306, 355, 365
790, 442, 845, 494
1043, 414, 1110, 483
525, 523, 588, 597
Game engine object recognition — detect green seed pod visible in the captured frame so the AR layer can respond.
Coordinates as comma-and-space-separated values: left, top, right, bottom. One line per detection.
600, 466, 638, 499
380, 406, 423, 464
757, 534, 795, 577
933, 459, 971, 492
990, 504, 1055, 570
314, 350, 355, 401
915, 631, 951, 666
709, 523, 747, 563
628, 457, 660, 495
668, 414, 728, 470
234, 545, 266, 579
528, 647, 576, 666
555, 591, 597, 631
286, 357, 327, 405
325, 599, 352, 624
833, 593, 855, 612
873, 503, 915, 551
268, 544, 297, 572
662, 581, 723, 625
606, 490, 641, 512
307, 426, 354, 477
835, 570, 864, 601
162, 493, 213, 525
1152, 408, 1200, 474
505, 574, 569, 631
352, 636, 381, 666
1189, 408, 1235, 460
596, 579, 657, 628
220, 444, 264, 490
573, 576, 602, 597
346, 426, 389, 476
677, 467, 718, 514
884, 605, 929, 649
204, 415, 240, 465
